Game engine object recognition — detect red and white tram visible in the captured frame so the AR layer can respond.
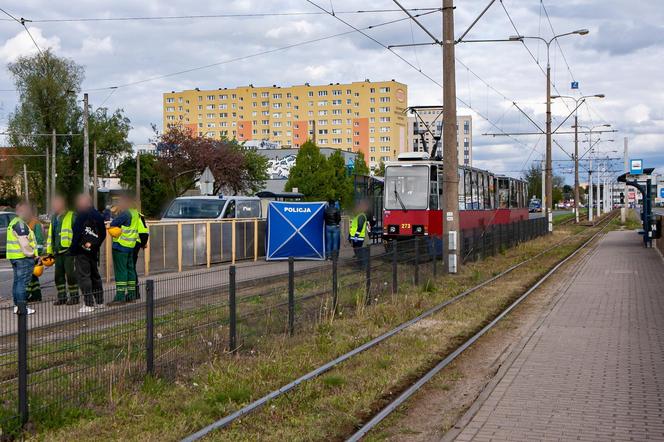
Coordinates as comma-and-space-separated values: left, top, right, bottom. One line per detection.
383, 153, 529, 240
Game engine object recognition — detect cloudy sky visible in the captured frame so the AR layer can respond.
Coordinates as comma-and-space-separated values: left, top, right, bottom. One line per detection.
0, 0, 662, 182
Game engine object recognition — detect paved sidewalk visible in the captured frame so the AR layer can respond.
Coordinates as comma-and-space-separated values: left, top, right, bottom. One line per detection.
453, 230, 664, 441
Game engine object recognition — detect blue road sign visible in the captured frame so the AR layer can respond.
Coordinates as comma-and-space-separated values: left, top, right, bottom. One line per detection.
660, 188, 664, 198
630, 159, 644, 175
571, 81, 579, 89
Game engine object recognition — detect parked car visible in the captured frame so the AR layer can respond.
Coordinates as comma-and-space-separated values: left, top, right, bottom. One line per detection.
160, 196, 262, 221
0, 211, 15, 257
528, 198, 542, 213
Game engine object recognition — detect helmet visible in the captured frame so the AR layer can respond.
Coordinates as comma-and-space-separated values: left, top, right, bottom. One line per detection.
33, 265, 44, 277
42, 256, 55, 267
108, 226, 122, 238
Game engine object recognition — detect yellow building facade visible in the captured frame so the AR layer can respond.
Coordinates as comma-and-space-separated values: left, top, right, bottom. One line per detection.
163, 80, 408, 167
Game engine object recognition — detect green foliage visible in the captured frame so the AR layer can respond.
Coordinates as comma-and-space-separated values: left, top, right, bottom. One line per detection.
241, 148, 270, 195
374, 161, 386, 177
523, 163, 566, 205
353, 151, 370, 176
6, 50, 132, 209
285, 140, 330, 201
117, 154, 172, 218
326, 150, 353, 207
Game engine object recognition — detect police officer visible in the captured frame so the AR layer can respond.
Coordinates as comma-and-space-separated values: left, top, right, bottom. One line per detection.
7, 201, 37, 315
47, 195, 79, 305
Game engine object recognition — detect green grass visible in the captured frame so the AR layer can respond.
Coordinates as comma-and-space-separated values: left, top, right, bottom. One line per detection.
22, 224, 606, 442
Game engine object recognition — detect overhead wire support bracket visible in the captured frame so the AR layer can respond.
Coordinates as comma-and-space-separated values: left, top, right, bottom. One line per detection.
455, 0, 497, 44
391, 0, 441, 45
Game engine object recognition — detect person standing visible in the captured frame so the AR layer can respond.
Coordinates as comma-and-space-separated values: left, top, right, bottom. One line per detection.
7, 202, 37, 315
26, 210, 45, 302
109, 194, 139, 304
131, 204, 149, 298
47, 196, 79, 305
71, 194, 107, 313
349, 200, 370, 267
324, 198, 341, 259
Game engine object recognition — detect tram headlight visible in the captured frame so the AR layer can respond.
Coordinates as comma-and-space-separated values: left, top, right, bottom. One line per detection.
387, 225, 399, 234
413, 225, 425, 235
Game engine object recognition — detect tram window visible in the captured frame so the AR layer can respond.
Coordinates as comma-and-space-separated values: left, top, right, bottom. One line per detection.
464, 169, 472, 209
458, 167, 465, 210
488, 175, 495, 209
510, 180, 518, 208
522, 183, 528, 208
471, 170, 478, 209
477, 172, 484, 209
384, 165, 429, 210
498, 178, 509, 208
430, 166, 440, 210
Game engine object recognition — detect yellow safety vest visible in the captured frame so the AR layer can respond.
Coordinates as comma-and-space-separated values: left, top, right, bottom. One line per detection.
349, 213, 368, 241
133, 209, 149, 244
114, 210, 139, 249
7, 217, 36, 260
46, 211, 74, 254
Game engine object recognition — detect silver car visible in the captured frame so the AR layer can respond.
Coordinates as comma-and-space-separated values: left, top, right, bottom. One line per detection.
0, 211, 16, 257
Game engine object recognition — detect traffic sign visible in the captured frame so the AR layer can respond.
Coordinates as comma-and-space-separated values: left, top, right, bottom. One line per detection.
200, 166, 215, 195
571, 81, 579, 89
660, 187, 664, 198
630, 159, 643, 175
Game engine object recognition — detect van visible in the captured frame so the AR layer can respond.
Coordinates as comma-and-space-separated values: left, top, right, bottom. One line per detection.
160, 196, 262, 221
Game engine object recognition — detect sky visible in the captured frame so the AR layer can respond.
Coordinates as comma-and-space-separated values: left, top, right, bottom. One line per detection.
0, 0, 662, 183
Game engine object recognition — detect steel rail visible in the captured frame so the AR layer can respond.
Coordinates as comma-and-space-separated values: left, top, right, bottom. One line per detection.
346, 213, 617, 441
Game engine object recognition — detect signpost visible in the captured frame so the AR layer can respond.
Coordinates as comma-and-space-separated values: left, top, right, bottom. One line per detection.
629, 159, 643, 175
200, 167, 215, 196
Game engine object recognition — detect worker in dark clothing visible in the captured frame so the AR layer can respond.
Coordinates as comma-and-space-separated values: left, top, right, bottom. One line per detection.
324, 199, 341, 259
71, 194, 107, 313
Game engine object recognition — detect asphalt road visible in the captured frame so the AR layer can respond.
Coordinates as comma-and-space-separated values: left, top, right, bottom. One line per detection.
528, 209, 573, 220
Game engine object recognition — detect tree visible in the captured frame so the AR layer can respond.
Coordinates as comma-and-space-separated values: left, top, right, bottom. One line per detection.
325, 150, 353, 207
353, 151, 370, 176
6, 50, 132, 207
117, 154, 172, 217
155, 125, 269, 196
285, 140, 330, 200
523, 163, 543, 200
374, 161, 386, 177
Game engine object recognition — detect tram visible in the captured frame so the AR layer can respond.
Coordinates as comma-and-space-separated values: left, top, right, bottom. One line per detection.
382, 152, 529, 240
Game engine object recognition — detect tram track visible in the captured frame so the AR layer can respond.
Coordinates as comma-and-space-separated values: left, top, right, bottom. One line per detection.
345, 212, 617, 441
181, 213, 617, 442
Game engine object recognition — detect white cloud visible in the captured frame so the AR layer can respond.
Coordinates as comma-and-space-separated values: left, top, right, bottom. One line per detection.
303, 65, 330, 80
0, 27, 60, 62
80, 36, 113, 56
266, 20, 315, 39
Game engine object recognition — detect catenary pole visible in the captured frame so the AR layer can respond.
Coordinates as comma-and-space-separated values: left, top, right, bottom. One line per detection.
93, 141, 98, 209
621, 137, 628, 223
545, 50, 553, 232
23, 164, 29, 205
83, 93, 90, 194
51, 129, 56, 202
45, 142, 50, 215
136, 150, 141, 212
588, 154, 593, 222
574, 115, 580, 223
442, 0, 459, 273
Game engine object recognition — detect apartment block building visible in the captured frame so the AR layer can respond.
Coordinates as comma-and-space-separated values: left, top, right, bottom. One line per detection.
163, 80, 408, 168
406, 106, 473, 167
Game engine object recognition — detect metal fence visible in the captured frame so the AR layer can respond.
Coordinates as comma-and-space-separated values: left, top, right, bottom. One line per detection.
0, 217, 548, 438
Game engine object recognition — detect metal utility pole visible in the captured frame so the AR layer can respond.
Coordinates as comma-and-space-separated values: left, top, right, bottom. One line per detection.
93, 141, 98, 209
45, 143, 50, 215
573, 115, 580, 223
51, 129, 56, 202
545, 59, 553, 232
23, 164, 29, 205
83, 93, 90, 194
588, 155, 594, 222
621, 137, 628, 223
136, 151, 142, 212
442, 0, 459, 274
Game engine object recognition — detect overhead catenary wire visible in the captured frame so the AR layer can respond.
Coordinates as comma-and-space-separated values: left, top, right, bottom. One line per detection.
0, 7, 43, 55
2, 8, 442, 23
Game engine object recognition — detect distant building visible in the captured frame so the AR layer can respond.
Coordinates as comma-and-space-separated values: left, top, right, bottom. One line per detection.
136, 143, 158, 155
162, 79, 408, 169
406, 106, 472, 167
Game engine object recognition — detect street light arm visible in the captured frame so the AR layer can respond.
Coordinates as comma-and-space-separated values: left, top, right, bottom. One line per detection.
552, 99, 586, 134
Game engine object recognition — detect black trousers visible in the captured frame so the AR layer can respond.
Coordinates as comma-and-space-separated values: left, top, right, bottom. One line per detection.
75, 254, 104, 306
132, 245, 141, 299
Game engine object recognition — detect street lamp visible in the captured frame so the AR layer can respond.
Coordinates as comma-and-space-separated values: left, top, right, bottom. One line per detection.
552, 94, 605, 223
510, 29, 590, 232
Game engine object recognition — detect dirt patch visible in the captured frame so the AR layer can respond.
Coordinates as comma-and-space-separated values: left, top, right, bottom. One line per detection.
370, 235, 597, 442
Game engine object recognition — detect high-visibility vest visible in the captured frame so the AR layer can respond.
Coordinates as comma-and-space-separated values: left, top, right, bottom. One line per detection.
349, 213, 368, 241
46, 211, 74, 254
132, 209, 149, 244
114, 210, 139, 249
7, 217, 36, 260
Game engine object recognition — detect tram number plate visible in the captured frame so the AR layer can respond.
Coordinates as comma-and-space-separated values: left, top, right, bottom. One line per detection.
400, 223, 411, 229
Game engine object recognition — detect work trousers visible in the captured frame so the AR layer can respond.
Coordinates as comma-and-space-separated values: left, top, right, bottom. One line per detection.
132, 245, 142, 299
112, 249, 136, 302
11, 258, 34, 305
55, 254, 78, 302
27, 275, 42, 302
76, 254, 104, 307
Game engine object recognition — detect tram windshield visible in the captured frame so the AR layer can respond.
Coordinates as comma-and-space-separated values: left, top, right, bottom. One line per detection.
384, 165, 429, 210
